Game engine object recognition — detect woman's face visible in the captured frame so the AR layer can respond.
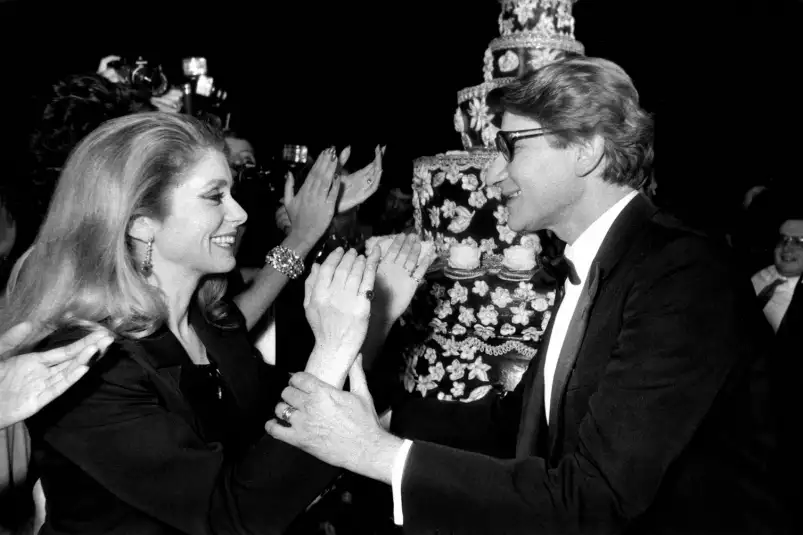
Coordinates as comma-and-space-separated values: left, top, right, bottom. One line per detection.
151, 149, 247, 279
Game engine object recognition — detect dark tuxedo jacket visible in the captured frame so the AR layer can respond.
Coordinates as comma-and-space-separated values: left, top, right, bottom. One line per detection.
392, 195, 788, 534
769, 277, 803, 531
26, 304, 338, 535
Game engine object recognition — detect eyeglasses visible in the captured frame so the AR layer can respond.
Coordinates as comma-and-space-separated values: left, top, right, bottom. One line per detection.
778, 234, 803, 248
495, 128, 562, 162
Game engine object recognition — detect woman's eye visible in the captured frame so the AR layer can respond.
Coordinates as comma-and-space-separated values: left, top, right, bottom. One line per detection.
206, 192, 224, 204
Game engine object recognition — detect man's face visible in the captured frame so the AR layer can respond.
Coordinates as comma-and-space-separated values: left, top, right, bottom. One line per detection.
774, 219, 803, 277
486, 112, 580, 233
224, 137, 256, 168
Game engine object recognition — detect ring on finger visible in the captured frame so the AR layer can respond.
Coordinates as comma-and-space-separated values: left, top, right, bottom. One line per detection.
362, 289, 375, 301
280, 405, 296, 424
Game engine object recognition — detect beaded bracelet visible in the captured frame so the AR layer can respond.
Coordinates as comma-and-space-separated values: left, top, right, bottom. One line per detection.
265, 245, 304, 279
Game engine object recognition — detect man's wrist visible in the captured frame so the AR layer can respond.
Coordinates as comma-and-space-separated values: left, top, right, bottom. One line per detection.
352, 429, 404, 485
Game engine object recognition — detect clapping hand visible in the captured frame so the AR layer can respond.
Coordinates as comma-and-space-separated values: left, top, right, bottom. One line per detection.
336, 145, 384, 213
371, 233, 437, 326
0, 323, 114, 429
303, 246, 381, 387
283, 147, 341, 251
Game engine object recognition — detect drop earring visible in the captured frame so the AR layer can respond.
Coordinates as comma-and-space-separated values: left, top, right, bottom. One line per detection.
142, 237, 154, 276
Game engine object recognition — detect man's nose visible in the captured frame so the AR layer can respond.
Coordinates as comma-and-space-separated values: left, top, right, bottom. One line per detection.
485, 153, 507, 186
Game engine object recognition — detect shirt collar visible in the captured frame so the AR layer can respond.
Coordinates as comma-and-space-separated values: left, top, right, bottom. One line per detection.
564, 190, 639, 286
768, 265, 801, 286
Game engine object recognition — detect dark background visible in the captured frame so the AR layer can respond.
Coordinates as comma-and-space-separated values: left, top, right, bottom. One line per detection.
0, 0, 800, 232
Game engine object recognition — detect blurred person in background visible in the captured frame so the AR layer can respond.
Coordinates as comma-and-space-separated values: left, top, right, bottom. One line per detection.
0, 72, 156, 286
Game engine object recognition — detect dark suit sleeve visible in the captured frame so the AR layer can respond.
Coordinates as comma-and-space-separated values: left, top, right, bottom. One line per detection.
31, 341, 338, 535
400, 236, 754, 534
391, 380, 524, 458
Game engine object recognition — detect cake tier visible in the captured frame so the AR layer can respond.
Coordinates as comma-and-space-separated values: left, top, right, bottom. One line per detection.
403, 150, 561, 400
454, 78, 514, 151
498, 0, 579, 40
480, 0, 584, 82
397, 269, 556, 401
483, 35, 583, 82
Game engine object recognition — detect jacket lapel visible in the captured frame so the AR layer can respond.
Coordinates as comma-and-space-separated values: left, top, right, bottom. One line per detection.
516, 290, 560, 457
124, 330, 199, 431
547, 263, 600, 454
191, 306, 268, 418
541, 194, 659, 458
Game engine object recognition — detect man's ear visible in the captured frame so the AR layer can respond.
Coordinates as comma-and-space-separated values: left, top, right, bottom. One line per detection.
575, 134, 605, 178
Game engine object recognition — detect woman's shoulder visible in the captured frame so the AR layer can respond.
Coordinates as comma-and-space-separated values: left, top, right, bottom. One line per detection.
27, 341, 158, 437
33, 329, 156, 418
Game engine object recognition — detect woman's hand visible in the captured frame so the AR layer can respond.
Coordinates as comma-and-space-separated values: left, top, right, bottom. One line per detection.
0, 323, 114, 428
284, 148, 341, 252
274, 204, 292, 235
371, 233, 436, 326
303, 246, 380, 387
337, 145, 384, 213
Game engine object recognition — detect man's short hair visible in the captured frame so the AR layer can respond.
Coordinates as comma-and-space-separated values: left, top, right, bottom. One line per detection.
501, 56, 654, 190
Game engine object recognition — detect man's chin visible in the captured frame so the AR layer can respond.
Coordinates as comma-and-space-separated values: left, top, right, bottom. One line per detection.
778, 264, 803, 278
507, 218, 536, 234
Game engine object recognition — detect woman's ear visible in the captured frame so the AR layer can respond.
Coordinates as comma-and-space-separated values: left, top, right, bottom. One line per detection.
127, 216, 156, 243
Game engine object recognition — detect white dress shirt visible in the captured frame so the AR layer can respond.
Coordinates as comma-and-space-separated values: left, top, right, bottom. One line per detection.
751, 265, 800, 332
543, 190, 638, 422
390, 190, 639, 525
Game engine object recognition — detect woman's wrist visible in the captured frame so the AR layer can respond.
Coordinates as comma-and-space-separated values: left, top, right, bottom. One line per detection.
282, 232, 316, 260
305, 344, 357, 388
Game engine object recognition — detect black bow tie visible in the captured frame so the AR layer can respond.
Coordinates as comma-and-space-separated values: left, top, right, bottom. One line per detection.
540, 254, 581, 286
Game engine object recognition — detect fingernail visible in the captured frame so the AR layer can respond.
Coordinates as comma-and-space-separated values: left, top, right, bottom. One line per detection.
88, 348, 102, 366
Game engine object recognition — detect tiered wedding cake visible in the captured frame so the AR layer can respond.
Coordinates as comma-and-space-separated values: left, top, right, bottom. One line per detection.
398, 0, 584, 402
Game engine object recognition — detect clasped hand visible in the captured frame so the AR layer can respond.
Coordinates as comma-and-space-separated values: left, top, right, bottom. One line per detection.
266, 356, 400, 484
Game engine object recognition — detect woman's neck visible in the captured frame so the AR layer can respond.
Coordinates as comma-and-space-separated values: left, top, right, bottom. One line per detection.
151, 266, 200, 339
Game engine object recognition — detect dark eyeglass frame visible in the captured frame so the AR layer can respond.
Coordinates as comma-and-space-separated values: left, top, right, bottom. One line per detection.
495, 128, 564, 161
778, 234, 803, 247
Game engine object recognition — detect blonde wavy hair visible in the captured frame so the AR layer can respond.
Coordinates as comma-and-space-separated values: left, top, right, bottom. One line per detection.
0, 112, 233, 356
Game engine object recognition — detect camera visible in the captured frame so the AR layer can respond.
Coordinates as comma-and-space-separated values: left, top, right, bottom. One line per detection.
179, 56, 228, 117
108, 56, 170, 97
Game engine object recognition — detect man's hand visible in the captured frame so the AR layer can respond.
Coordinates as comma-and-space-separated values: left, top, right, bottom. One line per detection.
97, 55, 124, 83
150, 88, 184, 114
266, 356, 403, 484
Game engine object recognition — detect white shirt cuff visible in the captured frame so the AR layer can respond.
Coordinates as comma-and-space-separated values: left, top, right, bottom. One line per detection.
391, 439, 414, 526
